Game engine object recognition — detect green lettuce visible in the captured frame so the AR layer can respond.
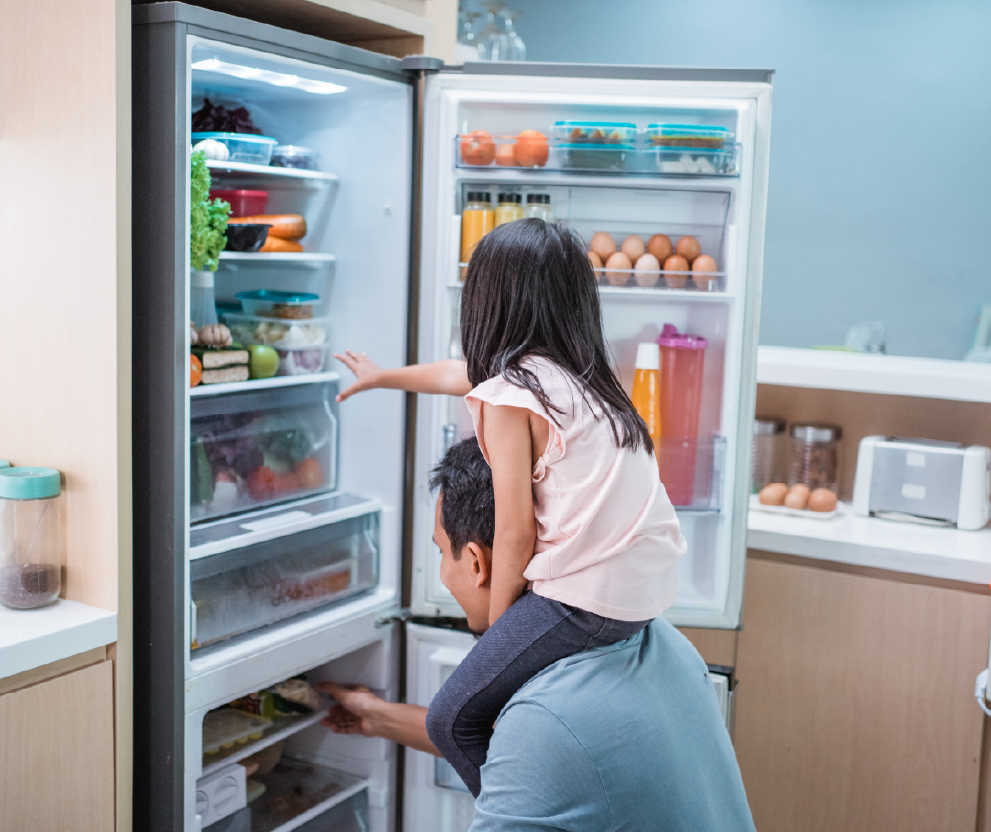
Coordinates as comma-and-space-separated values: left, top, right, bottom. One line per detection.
190, 150, 230, 271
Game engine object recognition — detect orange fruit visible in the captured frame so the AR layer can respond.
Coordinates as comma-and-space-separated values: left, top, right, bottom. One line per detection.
460, 130, 495, 166
495, 142, 517, 166
190, 353, 202, 388
296, 458, 324, 490
515, 130, 549, 167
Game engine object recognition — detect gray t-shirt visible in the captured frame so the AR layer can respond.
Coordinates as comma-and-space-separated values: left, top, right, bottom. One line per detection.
469, 618, 756, 831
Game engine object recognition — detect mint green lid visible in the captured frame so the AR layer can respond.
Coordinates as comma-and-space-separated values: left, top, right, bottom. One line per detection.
0, 467, 61, 499
0, 460, 9, 470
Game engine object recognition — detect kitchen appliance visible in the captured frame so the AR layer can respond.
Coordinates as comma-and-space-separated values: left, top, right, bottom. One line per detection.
132, 6, 772, 829
853, 436, 991, 530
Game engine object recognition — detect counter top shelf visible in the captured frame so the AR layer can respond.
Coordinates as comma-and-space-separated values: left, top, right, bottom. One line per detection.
747, 503, 991, 585
207, 160, 338, 183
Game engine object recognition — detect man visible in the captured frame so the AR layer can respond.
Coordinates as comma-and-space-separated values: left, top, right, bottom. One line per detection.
320, 439, 756, 831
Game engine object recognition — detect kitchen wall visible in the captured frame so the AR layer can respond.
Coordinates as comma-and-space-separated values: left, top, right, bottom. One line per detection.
502, 0, 991, 360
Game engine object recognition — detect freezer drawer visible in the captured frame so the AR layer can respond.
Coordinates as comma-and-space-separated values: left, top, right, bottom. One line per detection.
191, 380, 339, 524
191, 507, 379, 649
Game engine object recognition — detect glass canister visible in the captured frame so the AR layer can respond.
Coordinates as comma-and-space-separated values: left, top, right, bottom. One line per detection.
494, 193, 524, 227
525, 194, 553, 222
751, 415, 786, 492
788, 424, 842, 492
0, 467, 63, 609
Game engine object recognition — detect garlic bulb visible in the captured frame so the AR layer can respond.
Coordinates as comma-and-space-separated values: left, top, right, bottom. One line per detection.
192, 138, 230, 162
198, 323, 232, 347
190, 320, 199, 346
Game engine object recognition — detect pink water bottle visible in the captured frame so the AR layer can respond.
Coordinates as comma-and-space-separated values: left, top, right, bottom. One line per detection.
656, 324, 707, 506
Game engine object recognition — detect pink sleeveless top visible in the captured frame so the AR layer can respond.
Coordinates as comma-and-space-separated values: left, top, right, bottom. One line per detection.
466, 357, 686, 621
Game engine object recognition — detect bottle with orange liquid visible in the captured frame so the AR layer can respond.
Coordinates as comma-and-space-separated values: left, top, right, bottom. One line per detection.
631, 343, 662, 455
460, 191, 495, 272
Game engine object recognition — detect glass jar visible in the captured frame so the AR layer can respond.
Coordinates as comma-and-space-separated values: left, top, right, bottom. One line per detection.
494, 193, 524, 226
190, 270, 219, 329
460, 191, 495, 264
525, 194, 553, 222
0, 467, 63, 609
788, 423, 842, 493
751, 415, 786, 492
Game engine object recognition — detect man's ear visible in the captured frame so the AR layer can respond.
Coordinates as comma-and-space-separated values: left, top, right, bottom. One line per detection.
462, 541, 491, 589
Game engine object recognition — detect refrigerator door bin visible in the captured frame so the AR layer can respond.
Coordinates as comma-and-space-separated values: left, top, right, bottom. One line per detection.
249, 758, 369, 832
663, 435, 727, 512
190, 380, 339, 523
190, 509, 380, 649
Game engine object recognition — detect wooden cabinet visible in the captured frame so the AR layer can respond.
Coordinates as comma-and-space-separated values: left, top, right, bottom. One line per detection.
0, 660, 115, 832
733, 553, 991, 832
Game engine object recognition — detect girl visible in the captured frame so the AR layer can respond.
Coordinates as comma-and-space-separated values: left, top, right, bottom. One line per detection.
336, 219, 686, 796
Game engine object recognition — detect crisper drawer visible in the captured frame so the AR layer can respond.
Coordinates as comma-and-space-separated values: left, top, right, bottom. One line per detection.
190, 497, 379, 650
190, 380, 339, 523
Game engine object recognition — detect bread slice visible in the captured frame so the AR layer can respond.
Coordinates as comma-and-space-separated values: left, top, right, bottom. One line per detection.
199, 349, 249, 369
201, 365, 250, 384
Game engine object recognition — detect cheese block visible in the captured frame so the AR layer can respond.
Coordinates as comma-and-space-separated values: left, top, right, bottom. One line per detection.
198, 349, 249, 369
201, 365, 250, 384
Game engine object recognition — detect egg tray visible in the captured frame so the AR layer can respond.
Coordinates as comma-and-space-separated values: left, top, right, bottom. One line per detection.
748, 493, 840, 520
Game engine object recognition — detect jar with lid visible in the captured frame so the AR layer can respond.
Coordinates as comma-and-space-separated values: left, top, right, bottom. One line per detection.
788, 423, 842, 493
494, 193, 524, 227
751, 415, 786, 492
460, 191, 495, 265
525, 193, 553, 222
0, 467, 63, 609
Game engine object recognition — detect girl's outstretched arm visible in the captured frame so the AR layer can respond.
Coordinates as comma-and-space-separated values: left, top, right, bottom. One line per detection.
481, 401, 538, 625
334, 351, 470, 402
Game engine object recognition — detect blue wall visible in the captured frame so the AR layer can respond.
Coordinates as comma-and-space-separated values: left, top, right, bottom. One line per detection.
497, 0, 991, 358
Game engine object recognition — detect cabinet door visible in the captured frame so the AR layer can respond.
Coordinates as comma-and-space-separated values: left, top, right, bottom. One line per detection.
0, 660, 115, 831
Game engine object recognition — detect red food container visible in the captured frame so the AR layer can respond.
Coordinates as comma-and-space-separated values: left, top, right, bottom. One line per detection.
209, 189, 268, 217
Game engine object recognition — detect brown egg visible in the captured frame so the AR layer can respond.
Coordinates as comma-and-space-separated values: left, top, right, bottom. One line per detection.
621, 235, 645, 264
808, 488, 838, 512
663, 254, 689, 288
588, 250, 603, 271
648, 234, 673, 263
633, 253, 660, 287
604, 251, 632, 286
691, 254, 719, 288
590, 232, 616, 263
784, 484, 810, 510
758, 483, 788, 506
676, 235, 701, 263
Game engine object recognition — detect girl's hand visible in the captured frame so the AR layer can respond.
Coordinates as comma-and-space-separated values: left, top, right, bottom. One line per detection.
334, 350, 383, 402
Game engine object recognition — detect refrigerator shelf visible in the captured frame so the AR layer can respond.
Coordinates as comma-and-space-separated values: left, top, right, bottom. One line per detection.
218, 252, 337, 269
250, 758, 369, 832
191, 371, 341, 398
207, 159, 338, 183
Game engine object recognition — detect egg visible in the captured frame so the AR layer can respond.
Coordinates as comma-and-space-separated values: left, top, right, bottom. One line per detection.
691, 254, 718, 287
663, 254, 689, 288
676, 235, 701, 263
784, 484, 810, 510
604, 251, 632, 286
590, 232, 616, 263
808, 488, 838, 513
633, 253, 660, 287
621, 235, 645, 264
588, 251, 603, 271
647, 234, 673, 263
758, 482, 788, 506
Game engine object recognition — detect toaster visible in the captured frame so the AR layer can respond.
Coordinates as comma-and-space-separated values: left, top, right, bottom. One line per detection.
853, 436, 991, 530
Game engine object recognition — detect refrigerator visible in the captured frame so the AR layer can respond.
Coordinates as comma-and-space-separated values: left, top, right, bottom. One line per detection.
131, 5, 772, 831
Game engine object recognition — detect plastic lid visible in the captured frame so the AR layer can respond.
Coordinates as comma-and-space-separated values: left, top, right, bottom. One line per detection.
236, 290, 319, 304
657, 324, 708, 350
635, 343, 659, 370
526, 194, 550, 204
0, 460, 9, 470
191, 271, 215, 287
497, 193, 522, 204
790, 423, 842, 442
554, 121, 637, 128
209, 189, 268, 197
753, 416, 786, 435
465, 191, 491, 203
191, 132, 278, 143
273, 145, 316, 155
0, 467, 61, 500
648, 124, 730, 132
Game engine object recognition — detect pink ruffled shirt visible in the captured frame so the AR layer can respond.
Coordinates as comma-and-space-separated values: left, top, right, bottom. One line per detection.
466, 357, 686, 621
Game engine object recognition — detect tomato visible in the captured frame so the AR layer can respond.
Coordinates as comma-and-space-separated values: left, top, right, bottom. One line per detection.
515, 130, 549, 167
246, 466, 277, 500
190, 353, 202, 388
295, 458, 323, 490
495, 142, 517, 167
460, 130, 495, 166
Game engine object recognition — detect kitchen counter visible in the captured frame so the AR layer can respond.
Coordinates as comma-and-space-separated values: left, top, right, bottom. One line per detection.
0, 599, 117, 679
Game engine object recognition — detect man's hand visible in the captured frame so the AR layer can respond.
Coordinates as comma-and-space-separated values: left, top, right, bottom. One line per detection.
318, 681, 381, 737
334, 351, 383, 402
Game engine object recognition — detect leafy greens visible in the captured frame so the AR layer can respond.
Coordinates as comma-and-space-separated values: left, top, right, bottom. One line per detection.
190, 150, 230, 272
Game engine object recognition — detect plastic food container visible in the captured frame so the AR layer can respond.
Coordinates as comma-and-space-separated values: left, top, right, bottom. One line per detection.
751, 416, 786, 493
236, 290, 319, 319
224, 224, 271, 253
270, 145, 318, 170
646, 124, 733, 148
202, 709, 272, 755
209, 188, 269, 217
222, 313, 329, 348
653, 146, 740, 176
552, 121, 637, 143
788, 423, 842, 493
558, 143, 635, 172
0, 467, 63, 610
274, 344, 329, 376
192, 132, 278, 165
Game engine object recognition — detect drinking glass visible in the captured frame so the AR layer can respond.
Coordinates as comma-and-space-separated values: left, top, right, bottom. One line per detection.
502, 9, 526, 61
458, 10, 480, 47
477, 3, 510, 61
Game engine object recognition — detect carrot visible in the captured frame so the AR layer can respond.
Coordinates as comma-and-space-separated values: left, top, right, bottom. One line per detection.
229, 214, 306, 240
259, 236, 304, 253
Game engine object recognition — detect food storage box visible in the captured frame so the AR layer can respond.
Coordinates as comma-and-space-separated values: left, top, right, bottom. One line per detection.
646, 124, 733, 148
203, 709, 272, 755
651, 145, 740, 176
192, 132, 278, 165
223, 313, 331, 376
271, 145, 319, 170
209, 188, 269, 217
236, 290, 319, 319
190, 381, 338, 523
558, 143, 636, 172
551, 121, 637, 143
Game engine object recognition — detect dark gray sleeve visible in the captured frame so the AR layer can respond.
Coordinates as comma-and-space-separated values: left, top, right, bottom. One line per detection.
469, 701, 609, 831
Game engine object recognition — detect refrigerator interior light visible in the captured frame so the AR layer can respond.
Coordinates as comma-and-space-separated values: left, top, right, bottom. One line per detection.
192, 58, 347, 95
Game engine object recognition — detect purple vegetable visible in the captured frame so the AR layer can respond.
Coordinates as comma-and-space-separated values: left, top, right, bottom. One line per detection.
192, 99, 263, 135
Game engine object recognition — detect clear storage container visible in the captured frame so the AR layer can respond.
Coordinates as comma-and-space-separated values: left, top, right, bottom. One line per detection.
192, 132, 278, 165
551, 121, 637, 143
190, 382, 338, 523
222, 313, 330, 377
652, 145, 740, 176
788, 423, 842, 493
0, 467, 63, 609
751, 416, 786, 493
646, 124, 733, 148
271, 145, 319, 170
236, 291, 319, 320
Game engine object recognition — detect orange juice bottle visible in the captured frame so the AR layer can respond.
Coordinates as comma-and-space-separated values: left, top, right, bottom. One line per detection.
460, 191, 495, 269
631, 343, 662, 450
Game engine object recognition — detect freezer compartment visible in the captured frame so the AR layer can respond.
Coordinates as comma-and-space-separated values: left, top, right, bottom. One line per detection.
191, 510, 379, 649
250, 759, 368, 832
191, 381, 338, 523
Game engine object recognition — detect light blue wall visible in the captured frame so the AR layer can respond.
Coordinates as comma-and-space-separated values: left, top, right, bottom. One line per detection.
500, 0, 991, 358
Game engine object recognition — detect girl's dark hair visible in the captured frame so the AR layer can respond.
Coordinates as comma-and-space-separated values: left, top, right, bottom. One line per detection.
461, 218, 652, 453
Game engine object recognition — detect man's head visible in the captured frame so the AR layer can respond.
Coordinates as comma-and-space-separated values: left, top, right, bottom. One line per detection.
429, 438, 495, 633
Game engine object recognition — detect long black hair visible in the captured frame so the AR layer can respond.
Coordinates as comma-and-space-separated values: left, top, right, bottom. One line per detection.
461, 218, 653, 453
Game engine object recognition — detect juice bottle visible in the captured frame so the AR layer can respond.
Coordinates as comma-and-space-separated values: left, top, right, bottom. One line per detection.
631, 343, 662, 450
494, 193, 524, 226
460, 191, 495, 266
525, 193, 553, 221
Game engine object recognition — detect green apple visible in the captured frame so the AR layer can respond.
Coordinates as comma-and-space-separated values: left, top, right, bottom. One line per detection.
248, 345, 280, 379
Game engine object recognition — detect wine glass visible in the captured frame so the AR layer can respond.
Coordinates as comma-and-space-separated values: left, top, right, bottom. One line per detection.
502, 9, 526, 62
477, 2, 510, 61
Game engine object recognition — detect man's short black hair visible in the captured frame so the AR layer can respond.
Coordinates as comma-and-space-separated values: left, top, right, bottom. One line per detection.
429, 438, 495, 558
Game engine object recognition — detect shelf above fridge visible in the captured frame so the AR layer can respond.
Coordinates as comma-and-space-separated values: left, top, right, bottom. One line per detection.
218, 252, 337, 268
207, 159, 339, 183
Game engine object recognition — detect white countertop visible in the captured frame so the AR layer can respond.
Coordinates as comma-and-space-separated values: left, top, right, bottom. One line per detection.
0, 599, 117, 679
748, 503, 991, 585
